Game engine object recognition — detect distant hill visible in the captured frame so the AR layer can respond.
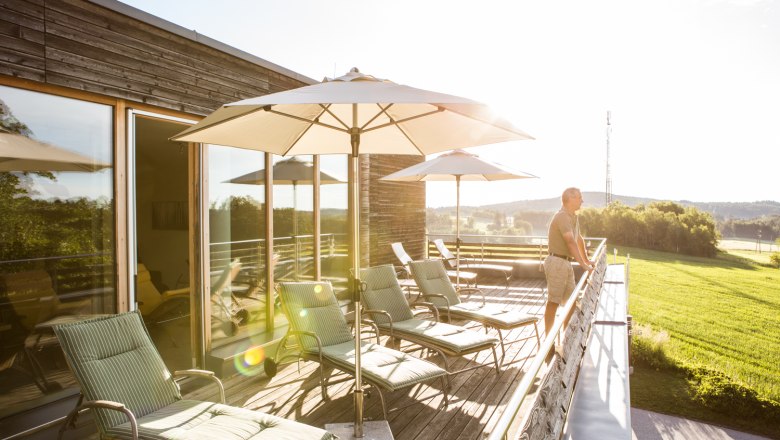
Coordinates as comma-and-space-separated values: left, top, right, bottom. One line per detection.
432, 192, 780, 220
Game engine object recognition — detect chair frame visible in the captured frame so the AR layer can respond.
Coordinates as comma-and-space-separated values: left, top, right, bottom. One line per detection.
272, 281, 450, 420
432, 239, 513, 288
410, 259, 540, 363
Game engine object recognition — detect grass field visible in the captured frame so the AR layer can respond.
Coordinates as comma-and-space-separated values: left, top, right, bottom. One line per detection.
613, 246, 780, 436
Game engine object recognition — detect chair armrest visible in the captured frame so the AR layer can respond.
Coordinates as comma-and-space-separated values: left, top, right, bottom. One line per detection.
173, 369, 225, 404
360, 319, 381, 343
418, 294, 451, 321
363, 309, 394, 338
456, 287, 486, 306
84, 400, 138, 439
411, 301, 440, 322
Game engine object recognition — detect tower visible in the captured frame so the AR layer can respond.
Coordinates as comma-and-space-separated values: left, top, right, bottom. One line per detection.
605, 110, 613, 206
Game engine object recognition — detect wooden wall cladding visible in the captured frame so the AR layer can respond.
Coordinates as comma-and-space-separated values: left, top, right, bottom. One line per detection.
0, 0, 308, 115
362, 154, 427, 267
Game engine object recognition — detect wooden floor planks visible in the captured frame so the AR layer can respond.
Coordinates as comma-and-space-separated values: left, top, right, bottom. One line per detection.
182, 277, 548, 440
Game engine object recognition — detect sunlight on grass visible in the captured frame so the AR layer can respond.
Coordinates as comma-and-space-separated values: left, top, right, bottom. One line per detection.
610, 246, 780, 437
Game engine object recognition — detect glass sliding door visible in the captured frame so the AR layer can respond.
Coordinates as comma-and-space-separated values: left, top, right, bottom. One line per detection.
0, 85, 116, 418
207, 145, 267, 347
129, 112, 197, 372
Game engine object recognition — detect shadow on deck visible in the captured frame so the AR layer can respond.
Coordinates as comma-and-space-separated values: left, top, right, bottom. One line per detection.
183, 277, 548, 440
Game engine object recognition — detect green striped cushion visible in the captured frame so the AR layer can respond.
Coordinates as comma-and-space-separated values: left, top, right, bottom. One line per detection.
53, 311, 181, 435
448, 304, 538, 329
408, 259, 462, 308
279, 282, 353, 350
319, 341, 446, 391
107, 400, 336, 440
360, 265, 414, 324
389, 319, 497, 354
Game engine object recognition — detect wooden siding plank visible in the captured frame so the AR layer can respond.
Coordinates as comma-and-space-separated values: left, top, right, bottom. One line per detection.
47, 1, 277, 91
0, 32, 43, 57
0, 44, 44, 70
0, 58, 44, 81
0, 18, 45, 45
0, 3, 45, 32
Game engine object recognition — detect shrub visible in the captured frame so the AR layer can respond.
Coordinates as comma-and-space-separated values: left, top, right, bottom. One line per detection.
631, 324, 677, 371
689, 367, 780, 421
770, 252, 780, 268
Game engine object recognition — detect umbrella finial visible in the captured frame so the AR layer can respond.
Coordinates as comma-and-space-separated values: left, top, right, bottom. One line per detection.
350, 67, 360, 73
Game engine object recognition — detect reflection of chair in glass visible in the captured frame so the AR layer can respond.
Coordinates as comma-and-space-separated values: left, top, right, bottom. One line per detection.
0, 270, 92, 393
272, 281, 449, 419
391, 242, 477, 288
433, 238, 513, 287
136, 263, 189, 325
409, 259, 540, 362
360, 264, 500, 375
53, 311, 335, 440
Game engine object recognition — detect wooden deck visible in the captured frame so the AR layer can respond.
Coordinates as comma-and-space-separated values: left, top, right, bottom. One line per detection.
183, 276, 548, 439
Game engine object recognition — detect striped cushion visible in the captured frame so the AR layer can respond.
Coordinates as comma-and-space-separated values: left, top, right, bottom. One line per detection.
360, 265, 414, 324
389, 319, 497, 354
53, 311, 181, 435
319, 341, 446, 391
278, 282, 353, 350
107, 400, 335, 440
408, 259, 462, 308
448, 304, 538, 330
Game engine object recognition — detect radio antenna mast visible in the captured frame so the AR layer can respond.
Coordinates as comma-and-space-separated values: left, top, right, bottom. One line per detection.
605, 110, 613, 206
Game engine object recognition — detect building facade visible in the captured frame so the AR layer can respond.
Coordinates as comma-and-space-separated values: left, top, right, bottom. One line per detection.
0, 1, 425, 437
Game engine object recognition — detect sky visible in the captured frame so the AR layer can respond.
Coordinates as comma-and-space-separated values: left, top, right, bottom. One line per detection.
120, 0, 780, 208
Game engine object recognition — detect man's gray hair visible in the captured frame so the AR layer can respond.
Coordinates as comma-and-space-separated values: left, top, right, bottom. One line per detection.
561, 187, 581, 204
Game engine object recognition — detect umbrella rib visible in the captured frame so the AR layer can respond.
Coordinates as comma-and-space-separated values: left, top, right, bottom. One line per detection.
362, 107, 444, 133
318, 104, 351, 131
279, 105, 332, 156
359, 103, 394, 131
267, 108, 349, 134
174, 106, 266, 140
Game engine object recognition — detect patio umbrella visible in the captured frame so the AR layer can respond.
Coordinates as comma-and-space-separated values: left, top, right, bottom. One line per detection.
0, 127, 108, 172
172, 67, 533, 437
226, 156, 345, 278
381, 149, 537, 285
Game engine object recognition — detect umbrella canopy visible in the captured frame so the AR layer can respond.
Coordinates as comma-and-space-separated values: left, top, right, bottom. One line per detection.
0, 128, 108, 172
172, 68, 532, 437
382, 149, 537, 284
225, 156, 345, 185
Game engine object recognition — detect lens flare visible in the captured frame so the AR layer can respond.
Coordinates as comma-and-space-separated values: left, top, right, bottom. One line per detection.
299, 309, 308, 318
233, 345, 265, 377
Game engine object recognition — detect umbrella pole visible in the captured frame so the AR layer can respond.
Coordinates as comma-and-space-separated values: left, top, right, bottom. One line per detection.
350, 115, 364, 438
292, 181, 298, 280
456, 175, 461, 286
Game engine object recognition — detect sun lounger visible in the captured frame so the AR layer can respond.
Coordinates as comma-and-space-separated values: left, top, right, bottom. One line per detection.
409, 259, 540, 362
433, 238, 513, 287
391, 242, 478, 288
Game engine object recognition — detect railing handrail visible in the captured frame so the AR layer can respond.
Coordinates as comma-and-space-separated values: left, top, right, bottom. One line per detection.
0, 252, 110, 265
487, 238, 608, 440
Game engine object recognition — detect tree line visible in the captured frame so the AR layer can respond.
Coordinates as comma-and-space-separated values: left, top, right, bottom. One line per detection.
579, 201, 719, 257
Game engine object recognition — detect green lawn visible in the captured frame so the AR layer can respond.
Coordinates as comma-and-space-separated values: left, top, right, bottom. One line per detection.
612, 246, 780, 436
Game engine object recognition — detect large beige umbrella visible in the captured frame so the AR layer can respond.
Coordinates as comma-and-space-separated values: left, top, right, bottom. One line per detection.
173, 67, 533, 437
382, 149, 537, 284
0, 127, 108, 172
226, 156, 345, 278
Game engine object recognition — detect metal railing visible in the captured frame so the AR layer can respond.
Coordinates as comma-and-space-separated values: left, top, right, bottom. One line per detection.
487, 237, 608, 440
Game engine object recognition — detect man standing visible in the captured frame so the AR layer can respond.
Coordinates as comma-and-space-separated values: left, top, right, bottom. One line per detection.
543, 187, 594, 340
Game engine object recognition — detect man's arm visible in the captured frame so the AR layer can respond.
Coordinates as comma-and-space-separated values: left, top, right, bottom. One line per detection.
563, 231, 594, 271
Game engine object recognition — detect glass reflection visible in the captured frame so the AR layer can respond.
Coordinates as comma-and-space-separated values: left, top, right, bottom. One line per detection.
208, 146, 266, 346
0, 85, 115, 418
319, 155, 348, 295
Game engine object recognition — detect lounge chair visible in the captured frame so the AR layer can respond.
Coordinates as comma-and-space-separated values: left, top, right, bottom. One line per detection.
360, 264, 500, 375
408, 259, 540, 362
52, 311, 334, 440
391, 241, 477, 288
433, 238, 514, 287
273, 280, 448, 419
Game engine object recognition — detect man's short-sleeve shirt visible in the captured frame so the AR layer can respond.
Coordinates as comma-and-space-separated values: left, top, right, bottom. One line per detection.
547, 209, 579, 257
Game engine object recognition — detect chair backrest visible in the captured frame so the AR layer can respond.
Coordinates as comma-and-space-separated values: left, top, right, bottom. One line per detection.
391, 243, 413, 275
360, 265, 414, 324
278, 281, 353, 350
408, 259, 462, 308
433, 239, 457, 268
53, 311, 181, 436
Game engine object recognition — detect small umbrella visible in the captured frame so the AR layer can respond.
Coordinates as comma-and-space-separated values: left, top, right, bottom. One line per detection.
226, 156, 345, 278
173, 68, 533, 437
382, 149, 537, 285
0, 127, 108, 172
